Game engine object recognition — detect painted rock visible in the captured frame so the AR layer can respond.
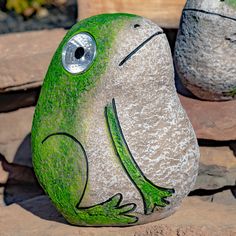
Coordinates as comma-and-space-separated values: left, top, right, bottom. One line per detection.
32, 13, 199, 226
174, 0, 236, 101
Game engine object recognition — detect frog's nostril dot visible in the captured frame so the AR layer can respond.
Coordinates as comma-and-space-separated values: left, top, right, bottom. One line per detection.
75, 47, 85, 59
134, 24, 141, 28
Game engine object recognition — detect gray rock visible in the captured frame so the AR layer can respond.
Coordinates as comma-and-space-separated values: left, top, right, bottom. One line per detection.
174, 0, 236, 101
195, 163, 236, 189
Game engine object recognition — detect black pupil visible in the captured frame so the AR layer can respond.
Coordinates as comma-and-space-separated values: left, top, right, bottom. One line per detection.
134, 24, 140, 28
74, 47, 85, 59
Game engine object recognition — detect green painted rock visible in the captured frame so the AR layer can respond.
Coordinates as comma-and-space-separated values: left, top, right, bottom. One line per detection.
32, 13, 200, 226
175, 0, 236, 101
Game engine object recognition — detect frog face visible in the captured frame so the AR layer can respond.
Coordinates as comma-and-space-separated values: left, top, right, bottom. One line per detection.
35, 13, 173, 133
46, 14, 170, 96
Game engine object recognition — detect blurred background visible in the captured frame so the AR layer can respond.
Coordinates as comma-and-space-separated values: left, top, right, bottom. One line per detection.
0, 0, 235, 235
0, 0, 77, 33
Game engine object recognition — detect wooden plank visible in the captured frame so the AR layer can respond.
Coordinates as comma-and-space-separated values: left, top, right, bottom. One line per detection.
78, 0, 186, 28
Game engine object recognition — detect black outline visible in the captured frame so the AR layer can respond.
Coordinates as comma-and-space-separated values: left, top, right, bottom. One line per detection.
183, 8, 236, 22
77, 193, 138, 224
105, 99, 175, 215
42, 132, 138, 225
119, 31, 164, 66
42, 132, 89, 207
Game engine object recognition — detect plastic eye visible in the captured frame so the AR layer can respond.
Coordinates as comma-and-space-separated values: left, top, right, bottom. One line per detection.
62, 33, 96, 74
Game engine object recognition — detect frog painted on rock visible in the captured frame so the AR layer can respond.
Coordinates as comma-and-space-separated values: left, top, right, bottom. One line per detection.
32, 13, 200, 226
175, 0, 236, 101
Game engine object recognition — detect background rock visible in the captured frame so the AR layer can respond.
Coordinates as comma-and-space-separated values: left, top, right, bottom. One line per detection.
179, 94, 236, 141
0, 107, 34, 167
190, 146, 236, 204
0, 29, 64, 92
174, 0, 236, 101
212, 190, 236, 205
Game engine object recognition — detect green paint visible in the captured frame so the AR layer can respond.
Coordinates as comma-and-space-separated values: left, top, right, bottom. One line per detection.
105, 99, 174, 215
223, 87, 236, 97
41, 134, 137, 226
225, 0, 236, 8
32, 13, 140, 226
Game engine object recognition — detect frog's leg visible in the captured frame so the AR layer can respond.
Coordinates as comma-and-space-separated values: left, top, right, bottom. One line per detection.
105, 99, 175, 215
39, 133, 138, 226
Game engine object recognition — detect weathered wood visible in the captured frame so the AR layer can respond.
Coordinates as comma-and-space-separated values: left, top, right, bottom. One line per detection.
77, 0, 186, 28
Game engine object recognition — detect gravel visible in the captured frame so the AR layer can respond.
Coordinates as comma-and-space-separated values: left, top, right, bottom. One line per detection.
0, 0, 77, 34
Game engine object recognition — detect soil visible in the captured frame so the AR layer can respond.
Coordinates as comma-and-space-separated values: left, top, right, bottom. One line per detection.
0, 0, 77, 34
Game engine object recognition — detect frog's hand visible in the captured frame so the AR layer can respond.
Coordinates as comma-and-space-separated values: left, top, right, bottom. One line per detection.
105, 99, 175, 215
34, 133, 137, 226
75, 193, 138, 226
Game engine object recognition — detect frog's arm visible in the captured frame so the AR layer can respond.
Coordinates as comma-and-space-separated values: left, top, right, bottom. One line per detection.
39, 132, 138, 226
105, 99, 175, 215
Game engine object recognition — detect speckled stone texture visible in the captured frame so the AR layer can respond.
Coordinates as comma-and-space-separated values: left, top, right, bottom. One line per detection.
174, 0, 236, 101
79, 17, 199, 223
32, 14, 199, 226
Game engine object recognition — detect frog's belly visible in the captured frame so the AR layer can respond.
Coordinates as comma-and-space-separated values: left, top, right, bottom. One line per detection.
78, 74, 199, 222
78, 92, 198, 221
79, 95, 144, 213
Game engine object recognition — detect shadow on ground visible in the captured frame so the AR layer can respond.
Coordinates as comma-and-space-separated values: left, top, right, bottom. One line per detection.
1, 133, 67, 224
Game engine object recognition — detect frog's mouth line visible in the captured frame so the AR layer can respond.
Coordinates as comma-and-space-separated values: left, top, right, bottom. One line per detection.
119, 31, 164, 66
183, 8, 236, 22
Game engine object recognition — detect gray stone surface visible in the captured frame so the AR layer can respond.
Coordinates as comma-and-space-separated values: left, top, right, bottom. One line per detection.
174, 0, 236, 101
0, 88, 40, 112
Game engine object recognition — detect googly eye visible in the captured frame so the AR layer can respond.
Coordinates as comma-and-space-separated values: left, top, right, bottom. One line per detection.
62, 33, 96, 74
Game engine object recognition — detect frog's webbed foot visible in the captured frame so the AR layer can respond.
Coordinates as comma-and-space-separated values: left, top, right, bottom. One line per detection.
140, 181, 174, 215
76, 193, 138, 226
